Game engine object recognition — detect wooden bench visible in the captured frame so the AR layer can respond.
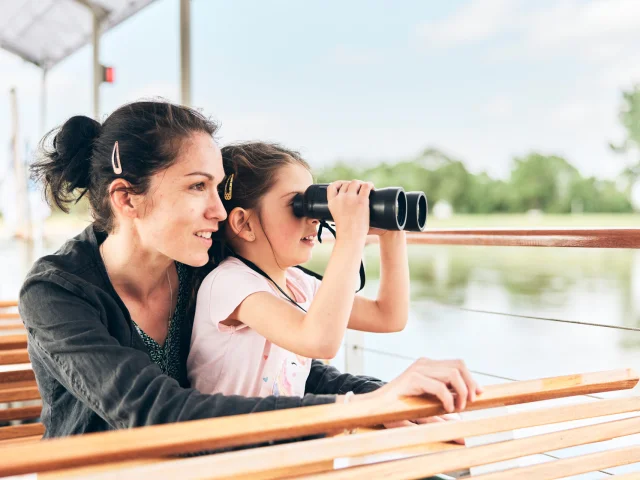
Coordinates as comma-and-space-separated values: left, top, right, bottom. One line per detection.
0, 368, 636, 479
0, 302, 41, 442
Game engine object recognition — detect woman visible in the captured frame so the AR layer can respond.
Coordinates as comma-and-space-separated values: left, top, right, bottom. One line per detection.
21, 100, 480, 438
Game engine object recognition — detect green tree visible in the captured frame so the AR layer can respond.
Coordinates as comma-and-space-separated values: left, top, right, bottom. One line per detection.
611, 85, 640, 182
509, 153, 580, 212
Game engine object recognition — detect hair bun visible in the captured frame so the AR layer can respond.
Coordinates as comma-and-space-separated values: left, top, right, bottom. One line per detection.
53, 115, 101, 189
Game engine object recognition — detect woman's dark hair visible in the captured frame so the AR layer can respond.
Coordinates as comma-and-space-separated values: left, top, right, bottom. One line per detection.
31, 100, 218, 233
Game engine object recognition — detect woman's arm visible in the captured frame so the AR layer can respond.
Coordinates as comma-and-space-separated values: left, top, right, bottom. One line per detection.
20, 272, 336, 430
305, 360, 385, 395
347, 230, 410, 333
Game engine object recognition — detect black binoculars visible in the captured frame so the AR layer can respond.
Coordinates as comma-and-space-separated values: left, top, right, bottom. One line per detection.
292, 184, 428, 231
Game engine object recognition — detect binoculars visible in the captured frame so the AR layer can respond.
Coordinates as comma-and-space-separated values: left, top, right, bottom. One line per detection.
292, 184, 428, 231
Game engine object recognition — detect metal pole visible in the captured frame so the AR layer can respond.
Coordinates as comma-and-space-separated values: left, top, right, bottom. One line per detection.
180, 0, 191, 106
92, 13, 101, 120
40, 69, 47, 135
9, 88, 31, 240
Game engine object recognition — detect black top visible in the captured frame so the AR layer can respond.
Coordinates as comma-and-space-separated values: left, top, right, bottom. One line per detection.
19, 225, 384, 438
133, 262, 189, 385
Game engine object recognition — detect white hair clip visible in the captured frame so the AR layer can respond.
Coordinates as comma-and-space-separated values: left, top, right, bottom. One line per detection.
111, 141, 122, 174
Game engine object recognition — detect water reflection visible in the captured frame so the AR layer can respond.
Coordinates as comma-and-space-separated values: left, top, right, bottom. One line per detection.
305, 243, 640, 383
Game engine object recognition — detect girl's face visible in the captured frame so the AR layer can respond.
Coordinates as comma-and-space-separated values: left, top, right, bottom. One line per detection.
256, 162, 319, 268
135, 132, 227, 267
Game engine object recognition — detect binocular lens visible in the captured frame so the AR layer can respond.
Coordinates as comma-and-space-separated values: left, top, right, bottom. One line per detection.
404, 192, 428, 232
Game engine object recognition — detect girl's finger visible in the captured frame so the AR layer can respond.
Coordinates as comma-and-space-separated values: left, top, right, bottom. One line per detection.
358, 182, 373, 198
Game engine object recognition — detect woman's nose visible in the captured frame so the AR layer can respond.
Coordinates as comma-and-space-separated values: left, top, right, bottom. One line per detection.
206, 192, 227, 222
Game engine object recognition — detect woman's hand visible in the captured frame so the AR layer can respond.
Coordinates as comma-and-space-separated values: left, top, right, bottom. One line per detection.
327, 180, 373, 244
355, 357, 483, 413
350, 358, 482, 443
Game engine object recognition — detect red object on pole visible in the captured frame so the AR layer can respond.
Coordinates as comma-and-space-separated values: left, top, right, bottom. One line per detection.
102, 65, 114, 83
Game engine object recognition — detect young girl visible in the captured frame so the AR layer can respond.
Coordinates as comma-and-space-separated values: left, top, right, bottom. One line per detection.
187, 142, 410, 398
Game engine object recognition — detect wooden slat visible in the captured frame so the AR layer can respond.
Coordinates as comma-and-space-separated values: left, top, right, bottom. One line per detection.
0, 349, 30, 366
0, 322, 25, 331
0, 334, 27, 351
0, 423, 45, 441
610, 471, 640, 479
472, 445, 640, 479
39, 443, 461, 480
301, 416, 640, 479
65, 396, 640, 480
0, 368, 635, 477
363, 228, 640, 249
0, 301, 18, 309
0, 381, 41, 402
0, 312, 20, 320
0, 405, 42, 422
0, 434, 42, 446
0, 365, 35, 383
39, 459, 169, 480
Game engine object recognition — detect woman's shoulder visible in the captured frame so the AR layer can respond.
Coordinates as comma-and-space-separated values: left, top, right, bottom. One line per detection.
23, 225, 104, 290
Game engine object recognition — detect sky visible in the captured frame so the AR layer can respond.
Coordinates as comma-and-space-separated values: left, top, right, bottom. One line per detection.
1, 0, 640, 181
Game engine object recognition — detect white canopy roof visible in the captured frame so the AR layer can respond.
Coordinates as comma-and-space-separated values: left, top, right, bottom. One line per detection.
0, 0, 157, 69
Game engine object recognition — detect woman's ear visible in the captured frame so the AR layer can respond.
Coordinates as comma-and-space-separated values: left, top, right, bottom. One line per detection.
109, 179, 139, 220
226, 207, 257, 242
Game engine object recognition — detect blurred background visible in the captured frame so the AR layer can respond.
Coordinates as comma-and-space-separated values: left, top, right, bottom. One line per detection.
1, 1, 640, 473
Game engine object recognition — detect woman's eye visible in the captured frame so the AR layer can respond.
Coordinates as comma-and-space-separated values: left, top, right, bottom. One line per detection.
191, 182, 206, 191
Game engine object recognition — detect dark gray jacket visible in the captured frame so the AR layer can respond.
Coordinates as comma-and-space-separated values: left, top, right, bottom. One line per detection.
19, 226, 383, 438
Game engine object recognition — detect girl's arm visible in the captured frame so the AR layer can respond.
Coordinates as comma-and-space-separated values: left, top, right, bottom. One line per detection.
347, 230, 410, 333
229, 181, 371, 359
230, 232, 365, 359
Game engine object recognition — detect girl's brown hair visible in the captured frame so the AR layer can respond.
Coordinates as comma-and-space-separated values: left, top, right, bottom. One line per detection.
190, 142, 311, 302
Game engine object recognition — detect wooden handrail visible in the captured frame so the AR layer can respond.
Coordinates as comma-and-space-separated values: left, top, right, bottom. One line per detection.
0, 301, 18, 309
302, 417, 640, 479
472, 445, 640, 480
0, 365, 35, 383
0, 334, 27, 351
68, 396, 640, 480
0, 380, 41, 403
0, 349, 30, 365
0, 405, 42, 423
0, 368, 635, 477
361, 228, 640, 249
0, 424, 45, 441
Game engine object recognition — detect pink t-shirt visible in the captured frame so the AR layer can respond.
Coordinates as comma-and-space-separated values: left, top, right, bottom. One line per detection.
187, 257, 320, 398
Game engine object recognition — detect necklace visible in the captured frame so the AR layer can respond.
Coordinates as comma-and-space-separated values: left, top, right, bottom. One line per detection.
99, 242, 173, 324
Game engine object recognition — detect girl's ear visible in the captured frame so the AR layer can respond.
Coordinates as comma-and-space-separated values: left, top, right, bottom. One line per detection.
226, 207, 257, 242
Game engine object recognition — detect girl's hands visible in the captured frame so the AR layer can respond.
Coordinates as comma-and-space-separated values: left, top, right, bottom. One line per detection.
327, 180, 374, 244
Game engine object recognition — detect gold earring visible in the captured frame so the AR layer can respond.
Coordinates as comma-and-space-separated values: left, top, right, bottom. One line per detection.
224, 174, 234, 201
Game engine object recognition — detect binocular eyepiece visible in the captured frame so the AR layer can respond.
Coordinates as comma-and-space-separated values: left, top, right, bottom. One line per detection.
292, 184, 428, 232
